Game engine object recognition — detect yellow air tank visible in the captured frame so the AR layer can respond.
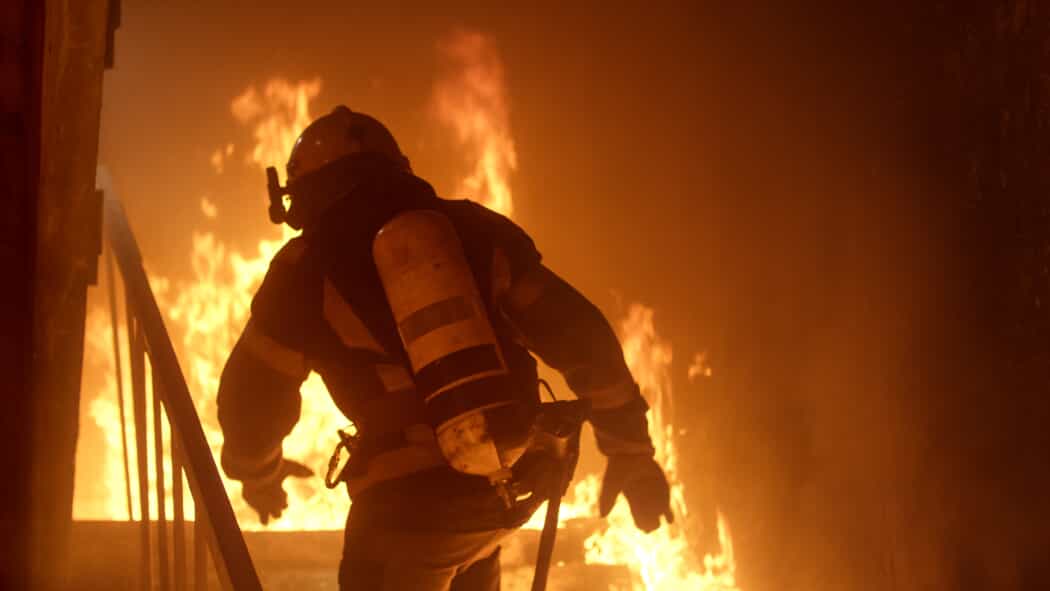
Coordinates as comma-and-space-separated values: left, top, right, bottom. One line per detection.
373, 210, 528, 483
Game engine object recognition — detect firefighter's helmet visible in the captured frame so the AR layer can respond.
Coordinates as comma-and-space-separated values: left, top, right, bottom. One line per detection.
287, 106, 410, 181
267, 106, 411, 228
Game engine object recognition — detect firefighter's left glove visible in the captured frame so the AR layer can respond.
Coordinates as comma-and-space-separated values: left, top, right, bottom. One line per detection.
598, 454, 673, 533
241, 459, 314, 525
513, 451, 566, 500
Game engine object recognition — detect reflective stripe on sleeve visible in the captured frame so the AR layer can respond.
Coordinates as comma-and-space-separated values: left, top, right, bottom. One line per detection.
593, 428, 657, 456
222, 444, 283, 484
242, 320, 307, 380
580, 379, 640, 411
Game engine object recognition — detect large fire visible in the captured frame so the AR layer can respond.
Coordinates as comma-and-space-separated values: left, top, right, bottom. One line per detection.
431, 30, 517, 218
80, 30, 738, 590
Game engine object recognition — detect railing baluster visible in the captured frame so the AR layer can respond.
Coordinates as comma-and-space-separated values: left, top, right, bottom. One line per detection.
153, 365, 171, 591
129, 314, 152, 590
194, 515, 208, 591
173, 437, 187, 591
105, 248, 134, 521
105, 194, 261, 591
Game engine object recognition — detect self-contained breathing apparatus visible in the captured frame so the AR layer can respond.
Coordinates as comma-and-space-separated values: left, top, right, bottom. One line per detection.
372, 210, 532, 488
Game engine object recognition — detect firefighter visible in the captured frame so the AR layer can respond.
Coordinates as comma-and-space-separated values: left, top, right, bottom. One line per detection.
217, 106, 672, 590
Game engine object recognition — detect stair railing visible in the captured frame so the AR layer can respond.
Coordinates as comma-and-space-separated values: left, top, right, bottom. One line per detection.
102, 192, 262, 591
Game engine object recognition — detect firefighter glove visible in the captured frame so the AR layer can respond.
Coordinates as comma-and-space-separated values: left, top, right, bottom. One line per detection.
241, 458, 314, 525
598, 453, 673, 533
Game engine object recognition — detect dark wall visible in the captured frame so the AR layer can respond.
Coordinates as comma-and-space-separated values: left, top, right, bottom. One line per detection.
936, 1, 1050, 587
0, 1, 44, 587
6, 1, 112, 589
696, 2, 1050, 589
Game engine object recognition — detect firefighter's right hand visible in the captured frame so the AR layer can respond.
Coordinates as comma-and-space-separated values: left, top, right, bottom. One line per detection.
241, 459, 314, 525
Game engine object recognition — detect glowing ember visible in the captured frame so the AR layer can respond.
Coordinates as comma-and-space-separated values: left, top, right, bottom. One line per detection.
210, 143, 234, 174
200, 196, 219, 219
689, 352, 713, 382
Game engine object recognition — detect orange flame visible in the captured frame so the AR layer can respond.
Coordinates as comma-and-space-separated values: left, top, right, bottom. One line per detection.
231, 78, 321, 173
431, 30, 517, 217
82, 285, 183, 523
582, 304, 737, 590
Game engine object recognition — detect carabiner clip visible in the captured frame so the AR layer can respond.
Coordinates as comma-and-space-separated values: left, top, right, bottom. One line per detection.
325, 428, 358, 489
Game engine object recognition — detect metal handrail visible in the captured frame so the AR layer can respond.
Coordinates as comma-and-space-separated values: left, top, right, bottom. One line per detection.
103, 194, 262, 591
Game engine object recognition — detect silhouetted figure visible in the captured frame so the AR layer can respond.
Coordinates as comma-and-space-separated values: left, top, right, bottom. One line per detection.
217, 106, 672, 590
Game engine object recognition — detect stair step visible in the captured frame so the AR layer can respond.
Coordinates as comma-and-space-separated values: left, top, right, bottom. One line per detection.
70, 520, 630, 590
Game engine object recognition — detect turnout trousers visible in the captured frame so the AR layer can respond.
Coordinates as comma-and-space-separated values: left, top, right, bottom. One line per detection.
338, 468, 541, 591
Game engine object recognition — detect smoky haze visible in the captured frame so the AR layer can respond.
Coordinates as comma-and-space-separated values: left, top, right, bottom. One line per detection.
82, 2, 1049, 590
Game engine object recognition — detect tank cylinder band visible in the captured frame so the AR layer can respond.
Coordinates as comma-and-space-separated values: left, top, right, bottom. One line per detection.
425, 377, 515, 428
414, 344, 504, 400
398, 295, 476, 344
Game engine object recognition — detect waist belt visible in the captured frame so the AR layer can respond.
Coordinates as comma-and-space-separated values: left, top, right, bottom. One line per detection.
344, 440, 448, 498
330, 423, 448, 498
331, 400, 571, 500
